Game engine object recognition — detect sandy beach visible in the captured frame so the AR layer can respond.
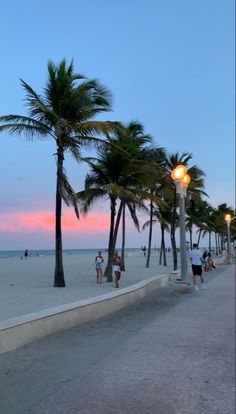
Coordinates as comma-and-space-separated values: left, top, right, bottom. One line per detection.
0, 251, 175, 322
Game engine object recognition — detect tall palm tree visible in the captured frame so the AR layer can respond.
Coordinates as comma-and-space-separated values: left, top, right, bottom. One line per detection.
78, 122, 155, 280
0, 59, 113, 287
185, 165, 207, 248
140, 147, 166, 268
186, 198, 205, 248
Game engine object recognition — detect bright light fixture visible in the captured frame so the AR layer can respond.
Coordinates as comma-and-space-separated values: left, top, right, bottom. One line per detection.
225, 214, 232, 222
171, 165, 187, 181
183, 174, 191, 185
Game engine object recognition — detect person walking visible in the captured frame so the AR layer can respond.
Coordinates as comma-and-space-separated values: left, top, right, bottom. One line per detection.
24, 249, 28, 259
112, 251, 121, 288
189, 243, 206, 291
94, 251, 104, 284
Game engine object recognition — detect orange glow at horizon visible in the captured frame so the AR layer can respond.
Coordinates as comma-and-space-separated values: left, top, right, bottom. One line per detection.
0, 210, 110, 233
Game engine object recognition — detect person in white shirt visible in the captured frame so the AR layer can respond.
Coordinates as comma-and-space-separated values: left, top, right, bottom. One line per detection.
189, 243, 206, 291
94, 251, 104, 284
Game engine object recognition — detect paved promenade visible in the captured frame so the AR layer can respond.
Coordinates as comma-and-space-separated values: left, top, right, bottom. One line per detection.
0, 262, 235, 414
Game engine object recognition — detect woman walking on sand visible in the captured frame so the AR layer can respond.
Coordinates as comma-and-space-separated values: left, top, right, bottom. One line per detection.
113, 251, 121, 288
95, 251, 104, 284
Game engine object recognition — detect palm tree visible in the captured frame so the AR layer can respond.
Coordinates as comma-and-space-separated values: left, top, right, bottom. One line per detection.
185, 165, 207, 248
142, 208, 170, 267
140, 147, 166, 268
201, 204, 217, 253
0, 59, 113, 287
186, 198, 205, 248
212, 204, 235, 252
78, 122, 156, 280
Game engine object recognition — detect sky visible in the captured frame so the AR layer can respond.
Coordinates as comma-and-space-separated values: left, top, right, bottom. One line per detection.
0, 0, 235, 250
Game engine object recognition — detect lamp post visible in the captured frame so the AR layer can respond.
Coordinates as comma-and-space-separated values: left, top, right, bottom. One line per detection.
225, 214, 232, 264
171, 165, 191, 281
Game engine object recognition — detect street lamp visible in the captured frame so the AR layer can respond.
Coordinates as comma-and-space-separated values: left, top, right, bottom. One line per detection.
171, 165, 191, 281
225, 214, 232, 264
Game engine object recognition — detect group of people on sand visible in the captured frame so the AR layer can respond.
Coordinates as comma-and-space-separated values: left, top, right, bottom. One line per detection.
94, 250, 121, 288
189, 243, 216, 291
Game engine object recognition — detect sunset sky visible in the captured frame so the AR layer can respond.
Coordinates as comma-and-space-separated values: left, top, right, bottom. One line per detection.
0, 0, 235, 250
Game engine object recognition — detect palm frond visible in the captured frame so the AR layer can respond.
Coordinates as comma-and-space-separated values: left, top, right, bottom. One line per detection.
77, 187, 107, 215
0, 123, 51, 140
126, 202, 140, 231
73, 120, 118, 137
142, 219, 158, 230
58, 168, 80, 218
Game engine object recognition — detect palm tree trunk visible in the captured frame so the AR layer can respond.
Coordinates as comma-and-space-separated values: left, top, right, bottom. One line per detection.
221, 234, 224, 252
54, 148, 65, 287
104, 197, 116, 282
171, 191, 178, 270
208, 231, 212, 253
189, 226, 193, 249
197, 229, 202, 246
218, 234, 222, 254
159, 242, 163, 265
215, 233, 218, 255
146, 197, 153, 268
161, 225, 167, 266
113, 201, 123, 249
121, 203, 126, 271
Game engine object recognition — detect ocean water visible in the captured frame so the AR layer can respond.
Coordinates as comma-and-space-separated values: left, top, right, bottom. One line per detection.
0, 248, 141, 260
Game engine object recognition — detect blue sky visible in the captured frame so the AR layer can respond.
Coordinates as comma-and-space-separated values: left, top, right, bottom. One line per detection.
0, 0, 235, 249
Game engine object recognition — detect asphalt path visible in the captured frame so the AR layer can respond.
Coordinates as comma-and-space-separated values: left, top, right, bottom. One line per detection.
0, 263, 235, 414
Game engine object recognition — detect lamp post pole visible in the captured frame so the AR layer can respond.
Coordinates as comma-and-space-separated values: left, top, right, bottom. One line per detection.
171, 166, 191, 282
179, 191, 187, 280
225, 214, 232, 264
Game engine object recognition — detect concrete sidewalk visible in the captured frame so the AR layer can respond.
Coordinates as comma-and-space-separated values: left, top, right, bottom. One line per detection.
0, 263, 235, 414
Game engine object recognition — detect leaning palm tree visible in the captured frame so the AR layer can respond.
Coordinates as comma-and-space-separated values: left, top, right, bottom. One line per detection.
0, 59, 113, 287
78, 157, 145, 281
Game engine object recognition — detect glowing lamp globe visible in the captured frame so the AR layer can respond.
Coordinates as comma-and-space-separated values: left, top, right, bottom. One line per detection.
225, 214, 232, 223
183, 174, 191, 185
171, 165, 187, 181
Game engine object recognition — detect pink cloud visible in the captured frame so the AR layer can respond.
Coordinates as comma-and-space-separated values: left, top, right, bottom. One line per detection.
0, 210, 110, 233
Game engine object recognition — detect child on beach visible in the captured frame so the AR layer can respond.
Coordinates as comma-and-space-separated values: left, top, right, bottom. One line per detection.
94, 251, 104, 284
113, 251, 121, 288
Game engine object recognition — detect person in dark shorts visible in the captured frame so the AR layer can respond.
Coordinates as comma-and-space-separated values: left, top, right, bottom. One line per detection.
189, 243, 206, 291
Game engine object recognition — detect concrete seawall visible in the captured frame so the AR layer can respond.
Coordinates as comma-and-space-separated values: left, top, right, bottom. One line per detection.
0, 273, 170, 354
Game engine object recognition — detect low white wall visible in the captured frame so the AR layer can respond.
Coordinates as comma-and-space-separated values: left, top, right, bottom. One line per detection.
0, 274, 169, 354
